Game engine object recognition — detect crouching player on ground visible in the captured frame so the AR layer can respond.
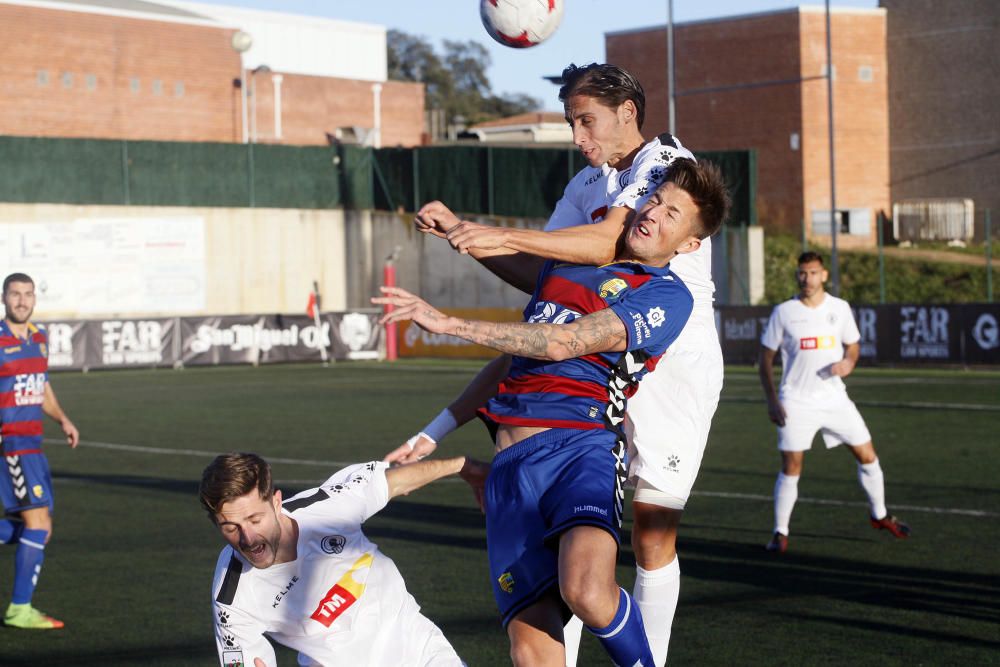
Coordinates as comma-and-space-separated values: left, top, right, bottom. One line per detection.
375, 160, 729, 666
201, 452, 487, 666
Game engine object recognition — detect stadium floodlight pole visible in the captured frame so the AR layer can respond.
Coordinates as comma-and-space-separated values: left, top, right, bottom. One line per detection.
825, 0, 840, 296
666, 0, 676, 135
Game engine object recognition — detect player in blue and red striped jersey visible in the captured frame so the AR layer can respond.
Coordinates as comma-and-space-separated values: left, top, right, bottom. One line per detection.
0, 273, 79, 630
375, 159, 730, 667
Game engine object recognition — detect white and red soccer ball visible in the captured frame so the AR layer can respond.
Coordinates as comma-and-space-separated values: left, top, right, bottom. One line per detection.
480, 0, 564, 49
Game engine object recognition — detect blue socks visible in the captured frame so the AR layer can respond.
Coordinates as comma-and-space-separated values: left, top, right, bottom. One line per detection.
12, 528, 47, 605
585, 587, 655, 667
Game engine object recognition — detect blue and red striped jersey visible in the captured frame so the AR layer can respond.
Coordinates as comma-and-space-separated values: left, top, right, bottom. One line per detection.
480, 260, 693, 433
0, 320, 48, 455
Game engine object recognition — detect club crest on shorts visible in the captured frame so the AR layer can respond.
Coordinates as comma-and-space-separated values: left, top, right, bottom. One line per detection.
32, 484, 43, 498
498, 572, 515, 594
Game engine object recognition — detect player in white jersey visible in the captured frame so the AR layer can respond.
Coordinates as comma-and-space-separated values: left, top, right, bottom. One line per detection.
758, 252, 910, 553
386, 63, 726, 667
201, 452, 487, 667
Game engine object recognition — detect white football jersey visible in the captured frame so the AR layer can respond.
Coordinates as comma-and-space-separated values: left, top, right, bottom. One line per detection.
210, 462, 462, 667
544, 134, 715, 311
760, 294, 861, 402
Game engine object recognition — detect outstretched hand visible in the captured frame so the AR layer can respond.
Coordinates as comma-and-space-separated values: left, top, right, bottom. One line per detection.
446, 221, 509, 254
459, 458, 491, 513
384, 433, 438, 465
372, 286, 453, 334
415, 201, 461, 238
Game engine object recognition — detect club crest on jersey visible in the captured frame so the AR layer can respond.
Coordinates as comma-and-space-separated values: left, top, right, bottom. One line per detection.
646, 307, 666, 328
827, 312, 838, 325
599, 278, 628, 299
498, 572, 514, 594
320, 535, 346, 554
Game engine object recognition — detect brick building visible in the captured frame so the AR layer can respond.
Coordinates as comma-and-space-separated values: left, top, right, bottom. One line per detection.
881, 0, 999, 237
607, 6, 888, 246
0, 0, 424, 147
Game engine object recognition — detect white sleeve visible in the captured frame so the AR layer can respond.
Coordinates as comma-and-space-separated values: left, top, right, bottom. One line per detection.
544, 193, 586, 231
841, 302, 862, 345
214, 602, 275, 667
314, 461, 391, 524
613, 136, 696, 211
760, 306, 784, 351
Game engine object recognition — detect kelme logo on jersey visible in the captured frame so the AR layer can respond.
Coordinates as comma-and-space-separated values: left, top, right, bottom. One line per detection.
800, 336, 836, 350
498, 572, 514, 594
309, 553, 372, 627
320, 535, 346, 554
599, 278, 627, 299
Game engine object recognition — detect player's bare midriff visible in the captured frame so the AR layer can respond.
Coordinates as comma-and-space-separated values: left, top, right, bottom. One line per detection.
495, 424, 551, 452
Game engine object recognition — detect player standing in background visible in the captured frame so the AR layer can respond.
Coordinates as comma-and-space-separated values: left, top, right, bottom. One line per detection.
377, 162, 729, 666
202, 451, 487, 667
758, 252, 910, 553
0, 272, 79, 630
386, 63, 722, 667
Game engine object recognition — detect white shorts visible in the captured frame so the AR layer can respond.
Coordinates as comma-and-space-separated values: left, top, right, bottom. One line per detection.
625, 312, 723, 508
777, 395, 872, 452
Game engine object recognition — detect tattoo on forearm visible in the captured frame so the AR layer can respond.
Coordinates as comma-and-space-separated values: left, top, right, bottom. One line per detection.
453, 309, 626, 360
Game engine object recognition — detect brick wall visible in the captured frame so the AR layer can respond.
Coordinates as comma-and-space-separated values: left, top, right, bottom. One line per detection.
607, 8, 889, 243
882, 0, 999, 234
0, 3, 424, 147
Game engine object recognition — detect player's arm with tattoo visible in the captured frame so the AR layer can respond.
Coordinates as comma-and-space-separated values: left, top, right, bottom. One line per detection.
373, 286, 627, 361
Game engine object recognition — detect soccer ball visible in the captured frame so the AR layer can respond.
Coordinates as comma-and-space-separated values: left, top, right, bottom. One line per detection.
480, 0, 564, 49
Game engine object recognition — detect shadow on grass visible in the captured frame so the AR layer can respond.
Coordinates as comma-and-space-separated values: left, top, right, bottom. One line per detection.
674, 536, 1000, 634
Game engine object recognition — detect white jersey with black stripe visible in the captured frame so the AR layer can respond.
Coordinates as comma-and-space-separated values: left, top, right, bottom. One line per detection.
544, 134, 716, 312
210, 461, 462, 667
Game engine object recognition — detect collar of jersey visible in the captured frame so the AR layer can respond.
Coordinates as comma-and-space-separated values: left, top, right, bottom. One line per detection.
598, 260, 672, 277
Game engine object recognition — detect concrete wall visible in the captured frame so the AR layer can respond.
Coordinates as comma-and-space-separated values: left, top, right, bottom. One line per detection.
0, 203, 349, 317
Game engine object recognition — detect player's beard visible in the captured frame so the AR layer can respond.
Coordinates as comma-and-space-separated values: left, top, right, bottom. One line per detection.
5, 304, 33, 324
239, 508, 282, 569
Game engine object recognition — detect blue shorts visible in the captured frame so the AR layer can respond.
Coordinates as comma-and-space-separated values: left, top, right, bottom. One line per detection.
485, 428, 627, 627
0, 451, 53, 514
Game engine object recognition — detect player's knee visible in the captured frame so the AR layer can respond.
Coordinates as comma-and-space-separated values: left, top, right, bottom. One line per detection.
559, 579, 613, 625
509, 639, 554, 667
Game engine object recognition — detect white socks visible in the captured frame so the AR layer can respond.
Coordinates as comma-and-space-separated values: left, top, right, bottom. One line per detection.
563, 615, 583, 666
857, 458, 887, 519
774, 472, 800, 535
633, 557, 681, 667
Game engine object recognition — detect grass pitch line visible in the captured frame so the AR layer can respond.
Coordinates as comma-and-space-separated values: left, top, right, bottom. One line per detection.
49, 438, 353, 468
695, 490, 997, 518
53, 438, 996, 518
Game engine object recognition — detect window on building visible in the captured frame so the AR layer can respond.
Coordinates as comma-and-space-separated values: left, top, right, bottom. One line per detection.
86, 74, 97, 91
61, 72, 73, 89
130, 77, 140, 93
36, 70, 49, 87
152, 79, 163, 96
174, 81, 185, 98
858, 65, 873, 82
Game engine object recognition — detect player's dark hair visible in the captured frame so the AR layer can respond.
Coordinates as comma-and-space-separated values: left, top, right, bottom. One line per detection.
200, 452, 274, 520
798, 251, 824, 266
663, 159, 731, 239
3, 273, 33, 294
559, 63, 646, 130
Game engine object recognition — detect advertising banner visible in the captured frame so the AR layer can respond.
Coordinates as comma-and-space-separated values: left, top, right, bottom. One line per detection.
961, 304, 1000, 365
36, 320, 87, 370
85, 317, 178, 368
398, 308, 523, 359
